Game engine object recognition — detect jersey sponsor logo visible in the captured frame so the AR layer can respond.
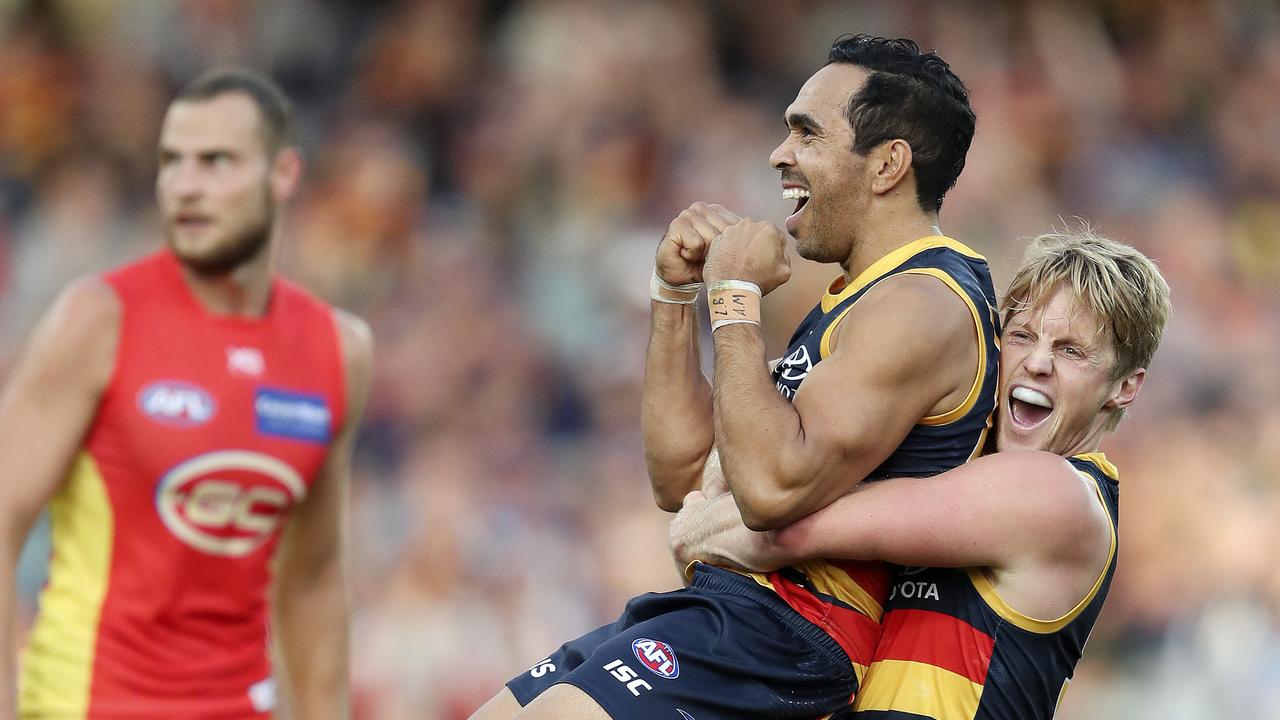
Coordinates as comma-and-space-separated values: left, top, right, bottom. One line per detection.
632, 638, 680, 679
777, 345, 813, 381
774, 345, 812, 399
137, 381, 216, 426
255, 387, 332, 443
155, 450, 306, 557
602, 659, 653, 696
227, 346, 265, 377
890, 579, 941, 601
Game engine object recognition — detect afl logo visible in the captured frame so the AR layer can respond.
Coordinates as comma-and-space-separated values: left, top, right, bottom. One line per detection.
155, 451, 306, 557
632, 638, 679, 679
138, 381, 216, 427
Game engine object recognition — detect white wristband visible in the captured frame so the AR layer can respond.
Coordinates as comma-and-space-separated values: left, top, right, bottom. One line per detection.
651, 271, 703, 305
710, 318, 760, 331
706, 280, 762, 295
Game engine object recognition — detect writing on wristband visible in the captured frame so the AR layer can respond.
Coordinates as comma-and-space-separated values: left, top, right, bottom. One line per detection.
651, 271, 703, 305
708, 280, 761, 330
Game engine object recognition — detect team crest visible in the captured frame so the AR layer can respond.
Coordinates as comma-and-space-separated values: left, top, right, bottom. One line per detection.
155, 450, 306, 557
632, 638, 679, 679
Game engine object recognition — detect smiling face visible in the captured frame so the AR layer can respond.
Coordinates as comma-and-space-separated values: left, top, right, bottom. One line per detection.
156, 92, 277, 275
996, 285, 1145, 456
769, 63, 873, 265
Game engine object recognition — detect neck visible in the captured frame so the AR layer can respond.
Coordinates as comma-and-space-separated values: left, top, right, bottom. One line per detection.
179, 241, 276, 317
842, 205, 942, 282
1063, 421, 1108, 458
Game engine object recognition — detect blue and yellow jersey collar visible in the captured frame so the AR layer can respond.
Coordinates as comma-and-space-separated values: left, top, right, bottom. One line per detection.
1073, 452, 1119, 481
820, 235, 986, 313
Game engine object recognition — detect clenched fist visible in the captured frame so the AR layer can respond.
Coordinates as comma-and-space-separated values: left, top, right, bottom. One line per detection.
703, 219, 792, 296
656, 203, 741, 286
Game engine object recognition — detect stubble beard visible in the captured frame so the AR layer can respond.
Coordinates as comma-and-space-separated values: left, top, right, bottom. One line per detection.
168, 186, 275, 277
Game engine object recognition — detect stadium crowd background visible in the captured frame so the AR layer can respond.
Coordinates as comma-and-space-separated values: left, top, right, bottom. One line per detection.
2, 0, 1278, 717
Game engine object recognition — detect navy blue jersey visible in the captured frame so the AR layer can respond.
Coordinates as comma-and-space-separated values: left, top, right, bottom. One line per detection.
773, 236, 1000, 478
745, 236, 1001, 681
853, 454, 1121, 719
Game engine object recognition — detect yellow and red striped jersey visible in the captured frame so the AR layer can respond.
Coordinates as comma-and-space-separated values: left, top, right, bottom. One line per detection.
852, 454, 1120, 719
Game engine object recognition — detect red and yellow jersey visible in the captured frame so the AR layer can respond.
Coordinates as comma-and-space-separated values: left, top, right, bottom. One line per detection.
852, 454, 1120, 719
19, 252, 346, 718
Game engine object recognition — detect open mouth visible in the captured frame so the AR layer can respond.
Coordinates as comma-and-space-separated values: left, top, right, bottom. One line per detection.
1008, 386, 1053, 429
782, 187, 810, 231
175, 213, 213, 232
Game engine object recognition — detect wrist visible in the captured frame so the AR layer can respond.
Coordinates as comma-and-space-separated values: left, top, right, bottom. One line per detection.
707, 279, 762, 331
651, 270, 702, 305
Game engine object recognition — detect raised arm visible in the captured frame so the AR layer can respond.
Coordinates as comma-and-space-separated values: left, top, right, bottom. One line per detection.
270, 310, 372, 720
643, 203, 739, 511
702, 222, 977, 530
0, 280, 118, 717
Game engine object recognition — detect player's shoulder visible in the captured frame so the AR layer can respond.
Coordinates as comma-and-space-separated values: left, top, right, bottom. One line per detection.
50, 274, 124, 340
330, 308, 373, 386
25, 275, 123, 389
983, 451, 1111, 555
836, 272, 974, 352
330, 309, 373, 357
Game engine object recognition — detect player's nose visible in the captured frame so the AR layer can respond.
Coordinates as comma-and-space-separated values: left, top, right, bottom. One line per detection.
770, 138, 795, 170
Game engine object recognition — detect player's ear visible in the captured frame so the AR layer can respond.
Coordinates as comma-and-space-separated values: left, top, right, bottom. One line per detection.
270, 147, 303, 201
1103, 367, 1144, 411
869, 139, 912, 197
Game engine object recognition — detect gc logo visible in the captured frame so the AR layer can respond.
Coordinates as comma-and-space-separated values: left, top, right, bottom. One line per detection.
155, 450, 306, 557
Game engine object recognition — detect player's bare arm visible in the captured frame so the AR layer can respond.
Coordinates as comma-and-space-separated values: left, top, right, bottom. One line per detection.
0, 279, 119, 716
676, 451, 1114, 620
642, 202, 740, 511
270, 310, 372, 720
703, 223, 978, 530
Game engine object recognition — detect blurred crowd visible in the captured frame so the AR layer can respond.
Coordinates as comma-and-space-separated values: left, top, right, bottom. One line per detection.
2, 0, 1279, 717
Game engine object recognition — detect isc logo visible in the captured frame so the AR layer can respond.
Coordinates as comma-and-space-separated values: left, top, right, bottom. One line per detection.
156, 450, 306, 557
602, 659, 653, 696
632, 638, 680, 679
138, 381, 216, 426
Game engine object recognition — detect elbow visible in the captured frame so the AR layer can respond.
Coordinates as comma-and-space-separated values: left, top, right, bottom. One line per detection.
646, 454, 707, 513
725, 461, 809, 531
733, 486, 796, 532
652, 485, 686, 514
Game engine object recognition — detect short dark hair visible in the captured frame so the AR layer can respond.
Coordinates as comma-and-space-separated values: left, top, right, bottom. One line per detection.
175, 67, 296, 153
827, 35, 975, 213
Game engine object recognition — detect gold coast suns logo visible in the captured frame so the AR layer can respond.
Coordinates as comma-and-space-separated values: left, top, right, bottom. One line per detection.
155, 451, 306, 557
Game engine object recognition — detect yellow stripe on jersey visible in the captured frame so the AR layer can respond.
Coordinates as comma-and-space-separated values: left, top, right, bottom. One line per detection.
966, 465, 1117, 634
820, 236, 986, 314
744, 570, 777, 592
19, 452, 114, 718
794, 559, 885, 621
1073, 452, 1119, 481
853, 658, 984, 718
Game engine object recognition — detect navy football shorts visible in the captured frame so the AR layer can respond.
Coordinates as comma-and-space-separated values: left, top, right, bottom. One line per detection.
506, 563, 857, 720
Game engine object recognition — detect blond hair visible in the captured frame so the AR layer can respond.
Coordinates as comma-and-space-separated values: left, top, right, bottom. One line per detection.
1000, 227, 1171, 429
